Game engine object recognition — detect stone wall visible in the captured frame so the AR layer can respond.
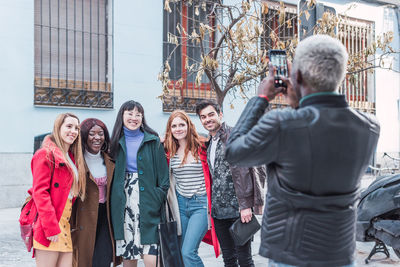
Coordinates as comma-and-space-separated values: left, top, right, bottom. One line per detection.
0, 153, 32, 208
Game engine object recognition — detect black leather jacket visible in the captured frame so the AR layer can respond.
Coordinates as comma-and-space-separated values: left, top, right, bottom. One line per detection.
225, 94, 380, 266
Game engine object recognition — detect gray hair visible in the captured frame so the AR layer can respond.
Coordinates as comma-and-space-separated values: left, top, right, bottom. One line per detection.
293, 34, 348, 92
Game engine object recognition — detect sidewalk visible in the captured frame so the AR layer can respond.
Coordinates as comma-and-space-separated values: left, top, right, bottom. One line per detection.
1, 176, 399, 266
0, 207, 265, 267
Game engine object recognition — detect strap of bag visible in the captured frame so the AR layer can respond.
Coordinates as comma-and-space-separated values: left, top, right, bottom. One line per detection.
156, 246, 159, 267
166, 201, 174, 222
49, 152, 55, 186
161, 200, 175, 224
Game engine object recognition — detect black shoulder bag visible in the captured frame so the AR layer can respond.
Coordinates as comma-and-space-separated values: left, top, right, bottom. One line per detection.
157, 201, 184, 267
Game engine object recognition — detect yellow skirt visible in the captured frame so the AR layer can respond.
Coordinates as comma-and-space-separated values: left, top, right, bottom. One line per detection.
33, 198, 73, 252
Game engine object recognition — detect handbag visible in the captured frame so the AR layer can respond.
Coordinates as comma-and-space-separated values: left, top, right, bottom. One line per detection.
229, 214, 261, 247
19, 153, 55, 252
157, 201, 184, 267
19, 196, 38, 252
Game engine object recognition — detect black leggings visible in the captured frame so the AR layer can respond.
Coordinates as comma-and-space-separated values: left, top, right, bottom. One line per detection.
92, 203, 113, 267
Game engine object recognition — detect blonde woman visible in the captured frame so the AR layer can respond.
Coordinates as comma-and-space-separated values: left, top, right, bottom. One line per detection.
30, 113, 86, 267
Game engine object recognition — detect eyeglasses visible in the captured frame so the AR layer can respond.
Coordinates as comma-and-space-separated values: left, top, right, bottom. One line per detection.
128, 113, 142, 119
124, 111, 143, 119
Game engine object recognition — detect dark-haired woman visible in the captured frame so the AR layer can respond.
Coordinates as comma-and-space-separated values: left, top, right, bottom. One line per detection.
71, 118, 119, 267
31, 113, 86, 267
109, 100, 169, 267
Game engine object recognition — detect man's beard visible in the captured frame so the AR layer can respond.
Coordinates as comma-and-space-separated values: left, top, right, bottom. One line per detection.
206, 121, 221, 133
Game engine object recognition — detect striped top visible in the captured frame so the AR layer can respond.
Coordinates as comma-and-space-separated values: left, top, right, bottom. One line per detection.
171, 154, 206, 198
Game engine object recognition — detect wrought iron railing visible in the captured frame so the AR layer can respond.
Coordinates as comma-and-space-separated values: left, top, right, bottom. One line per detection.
261, 2, 376, 114
162, 0, 216, 113
34, 0, 113, 108
338, 16, 375, 114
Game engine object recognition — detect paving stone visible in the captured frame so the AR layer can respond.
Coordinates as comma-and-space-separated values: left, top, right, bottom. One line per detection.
2, 177, 398, 266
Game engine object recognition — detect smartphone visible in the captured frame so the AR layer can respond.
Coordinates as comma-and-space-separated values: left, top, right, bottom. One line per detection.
268, 49, 288, 88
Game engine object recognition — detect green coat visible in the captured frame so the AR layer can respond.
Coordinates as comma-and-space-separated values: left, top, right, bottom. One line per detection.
110, 131, 169, 244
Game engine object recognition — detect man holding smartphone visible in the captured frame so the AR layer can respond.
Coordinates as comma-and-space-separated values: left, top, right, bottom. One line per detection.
225, 34, 380, 267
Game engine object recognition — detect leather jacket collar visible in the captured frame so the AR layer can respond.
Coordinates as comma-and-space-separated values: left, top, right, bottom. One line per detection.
205, 122, 230, 148
217, 122, 230, 144
300, 93, 348, 109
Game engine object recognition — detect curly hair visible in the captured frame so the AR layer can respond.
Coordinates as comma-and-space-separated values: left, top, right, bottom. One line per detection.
80, 118, 110, 154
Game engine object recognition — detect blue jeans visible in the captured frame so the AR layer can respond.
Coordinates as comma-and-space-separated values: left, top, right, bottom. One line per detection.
177, 192, 208, 267
268, 260, 356, 267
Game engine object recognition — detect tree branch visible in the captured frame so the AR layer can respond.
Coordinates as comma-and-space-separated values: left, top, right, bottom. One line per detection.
212, 12, 246, 60
347, 64, 400, 75
224, 68, 268, 95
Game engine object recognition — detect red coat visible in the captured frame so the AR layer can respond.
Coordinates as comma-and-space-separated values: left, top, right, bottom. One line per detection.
167, 147, 220, 258
29, 136, 75, 247
199, 147, 221, 258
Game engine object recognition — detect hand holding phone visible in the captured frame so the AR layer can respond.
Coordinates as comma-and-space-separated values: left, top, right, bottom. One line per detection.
268, 49, 288, 88
257, 63, 286, 101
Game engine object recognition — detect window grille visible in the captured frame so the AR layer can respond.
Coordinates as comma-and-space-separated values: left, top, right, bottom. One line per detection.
338, 16, 375, 114
261, 2, 375, 114
34, 0, 113, 108
260, 1, 297, 109
261, 2, 297, 52
162, 0, 216, 113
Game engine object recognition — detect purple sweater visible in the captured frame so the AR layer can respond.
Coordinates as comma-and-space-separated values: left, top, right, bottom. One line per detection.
123, 126, 144, 172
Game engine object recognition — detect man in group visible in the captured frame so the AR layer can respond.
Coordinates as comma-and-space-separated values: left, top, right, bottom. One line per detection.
225, 34, 380, 267
195, 100, 266, 267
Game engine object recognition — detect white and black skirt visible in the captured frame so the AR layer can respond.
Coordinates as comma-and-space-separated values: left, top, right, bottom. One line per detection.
116, 172, 158, 260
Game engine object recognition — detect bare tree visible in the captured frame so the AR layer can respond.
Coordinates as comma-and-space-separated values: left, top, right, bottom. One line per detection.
159, 0, 397, 109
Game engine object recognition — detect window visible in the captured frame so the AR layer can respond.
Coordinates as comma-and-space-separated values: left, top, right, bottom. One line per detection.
338, 16, 375, 114
162, 0, 216, 113
261, 2, 298, 53
260, 1, 298, 109
34, 0, 113, 108
261, 2, 375, 114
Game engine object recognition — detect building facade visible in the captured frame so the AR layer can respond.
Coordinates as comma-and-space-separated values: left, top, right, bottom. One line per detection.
0, 0, 399, 208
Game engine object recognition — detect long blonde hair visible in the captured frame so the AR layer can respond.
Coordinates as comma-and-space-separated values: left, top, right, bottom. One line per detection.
48, 113, 86, 200
164, 110, 204, 165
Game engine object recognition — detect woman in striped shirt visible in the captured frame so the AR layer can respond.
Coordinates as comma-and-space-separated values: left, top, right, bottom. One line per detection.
164, 110, 220, 267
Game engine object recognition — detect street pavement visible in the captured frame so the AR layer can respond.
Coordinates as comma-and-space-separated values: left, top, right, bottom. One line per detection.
1, 176, 399, 266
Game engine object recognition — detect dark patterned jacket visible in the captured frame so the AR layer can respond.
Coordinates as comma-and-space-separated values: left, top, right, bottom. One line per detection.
207, 123, 266, 219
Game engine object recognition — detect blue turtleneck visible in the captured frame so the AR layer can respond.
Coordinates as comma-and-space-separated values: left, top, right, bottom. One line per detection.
123, 126, 144, 172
